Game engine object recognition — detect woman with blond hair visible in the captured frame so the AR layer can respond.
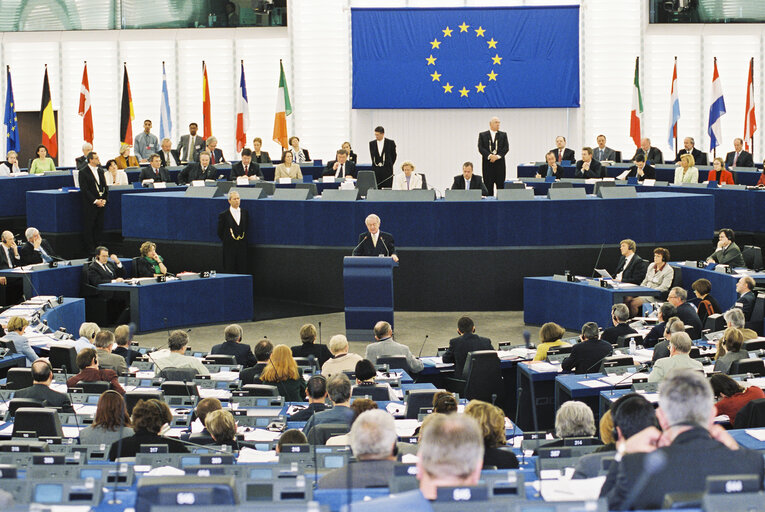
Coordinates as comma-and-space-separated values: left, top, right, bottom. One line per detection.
257, 344, 306, 401
673, 153, 698, 184
464, 399, 518, 469
392, 161, 423, 190
135, 241, 167, 277
115, 143, 139, 169
533, 322, 569, 361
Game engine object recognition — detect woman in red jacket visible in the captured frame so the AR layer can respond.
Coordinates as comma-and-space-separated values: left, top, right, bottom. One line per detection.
707, 157, 735, 185
711, 373, 765, 422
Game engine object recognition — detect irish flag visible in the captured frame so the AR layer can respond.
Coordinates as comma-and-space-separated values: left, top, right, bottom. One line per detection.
202, 61, 212, 139
273, 60, 292, 149
630, 57, 643, 148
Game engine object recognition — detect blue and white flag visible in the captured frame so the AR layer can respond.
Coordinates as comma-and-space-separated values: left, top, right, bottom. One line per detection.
159, 62, 172, 141
707, 59, 726, 150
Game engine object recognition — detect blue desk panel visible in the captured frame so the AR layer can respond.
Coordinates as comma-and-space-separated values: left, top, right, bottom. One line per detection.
122, 191, 714, 248
0, 259, 133, 299
0, 174, 74, 217
40, 297, 86, 335
670, 263, 765, 311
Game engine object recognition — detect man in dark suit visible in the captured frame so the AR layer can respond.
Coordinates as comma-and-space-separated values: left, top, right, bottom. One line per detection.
75, 143, 92, 171
644, 303, 676, 348
158, 138, 181, 167
442, 316, 493, 378
217, 190, 248, 274
78, 151, 109, 254
551, 135, 575, 163
179, 151, 218, 184
477, 117, 509, 195
240, 339, 272, 385
622, 154, 655, 180
614, 239, 647, 285
706, 228, 745, 268
176, 122, 205, 163
451, 161, 489, 196
369, 126, 396, 187
19, 227, 58, 265
601, 370, 764, 510
736, 276, 757, 321
674, 136, 707, 165
352, 213, 398, 261
574, 147, 605, 178
113, 324, 141, 365
210, 324, 256, 367
204, 136, 225, 164
14, 359, 73, 411
88, 246, 128, 324
631, 138, 663, 165
230, 148, 262, 180
667, 287, 703, 339
291, 324, 333, 366
601, 304, 638, 345
725, 137, 754, 168
139, 154, 171, 183
651, 316, 685, 362
561, 322, 613, 374
536, 151, 564, 179
0, 230, 22, 304
289, 375, 328, 422
593, 134, 617, 162
323, 149, 356, 178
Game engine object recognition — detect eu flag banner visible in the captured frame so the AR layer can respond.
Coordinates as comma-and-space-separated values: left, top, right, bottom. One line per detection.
352, 6, 580, 109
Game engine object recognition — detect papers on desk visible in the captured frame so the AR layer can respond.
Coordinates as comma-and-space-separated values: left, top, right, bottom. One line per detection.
386, 403, 405, 417
147, 466, 185, 477
746, 429, 765, 442
286, 405, 307, 416
537, 476, 607, 501
394, 419, 420, 437
209, 371, 240, 381
525, 362, 562, 373
497, 348, 533, 360
238, 446, 278, 463
632, 392, 659, 403
240, 428, 281, 442
62, 426, 83, 438
598, 374, 639, 386
73, 404, 98, 415
421, 357, 454, 369
578, 379, 611, 389
198, 388, 232, 400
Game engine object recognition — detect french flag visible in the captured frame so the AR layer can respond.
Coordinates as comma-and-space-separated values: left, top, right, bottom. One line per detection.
707, 58, 726, 150
667, 58, 680, 149
235, 61, 249, 153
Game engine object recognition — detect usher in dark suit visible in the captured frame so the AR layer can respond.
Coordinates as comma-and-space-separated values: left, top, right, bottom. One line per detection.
614, 254, 647, 285
369, 138, 397, 187
477, 129, 509, 195
138, 165, 171, 183
451, 174, 489, 196
675, 147, 707, 165
78, 165, 109, 253
217, 208, 249, 274
230, 161, 263, 180
323, 160, 356, 179
725, 149, 754, 168
442, 332, 493, 378
352, 231, 396, 258
550, 147, 575, 163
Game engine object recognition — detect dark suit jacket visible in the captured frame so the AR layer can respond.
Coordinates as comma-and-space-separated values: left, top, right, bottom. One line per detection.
230, 161, 263, 180
651, 340, 670, 362
538, 163, 564, 179
239, 362, 267, 385
78, 166, 109, 214
483, 445, 519, 469
625, 164, 656, 180
179, 163, 217, 184
614, 254, 647, 285
217, 209, 249, 248
14, 384, 73, 411
18, 240, 58, 265
289, 403, 327, 422
113, 346, 142, 366
442, 333, 493, 378
139, 166, 171, 183
291, 343, 333, 367
602, 428, 764, 510
87, 260, 124, 286
601, 323, 638, 345
206, 148, 225, 164
352, 231, 396, 257
676, 302, 703, 340
478, 130, 509, 167
644, 322, 666, 348
574, 159, 605, 178
369, 138, 397, 169
709, 241, 745, 268
725, 150, 754, 168
0, 245, 20, 270
323, 160, 356, 178
211, 340, 257, 367
135, 257, 163, 278
550, 148, 575, 162
253, 151, 272, 164
561, 339, 613, 374
675, 147, 707, 165
632, 147, 663, 165
739, 291, 756, 321
158, 149, 181, 167
108, 429, 189, 460
451, 174, 489, 195
75, 155, 88, 171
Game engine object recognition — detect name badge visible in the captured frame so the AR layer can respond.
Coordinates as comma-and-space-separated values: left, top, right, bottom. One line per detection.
153, 182, 167, 189
191, 180, 205, 187
278, 177, 292, 184
236, 176, 250, 185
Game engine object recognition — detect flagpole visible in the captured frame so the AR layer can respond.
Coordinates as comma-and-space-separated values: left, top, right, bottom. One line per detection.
673, 56, 678, 158
752, 57, 756, 158
713, 57, 717, 159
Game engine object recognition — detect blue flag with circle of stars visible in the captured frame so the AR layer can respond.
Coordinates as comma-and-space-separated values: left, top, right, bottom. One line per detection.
351, 6, 580, 109
4, 67, 20, 153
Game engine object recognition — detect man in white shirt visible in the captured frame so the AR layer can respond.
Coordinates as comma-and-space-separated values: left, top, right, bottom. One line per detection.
134, 119, 159, 162
151, 330, 209, 375
613, 239, 646, 285
369, 126, 396, 187
217, 190, 249, 273
323, 149, 356, 179
159, 138, 180, 167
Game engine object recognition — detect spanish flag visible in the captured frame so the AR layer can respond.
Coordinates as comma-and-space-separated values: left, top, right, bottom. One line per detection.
202, 61, 212, 139
40, 66, 57, 158
120, 63, 134, 144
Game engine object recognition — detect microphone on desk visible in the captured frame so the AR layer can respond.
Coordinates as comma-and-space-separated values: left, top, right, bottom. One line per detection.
582, 354, 611, 377
591, 241, 606, 279
512, 384, 523, 462
607, 363, 650, 396
380, 236, 390, 257
351, 236, 368, 256
318, 322, 322, 345
169, 435, 235, 455
417, 334, 429, 358
523, 330, 531, 349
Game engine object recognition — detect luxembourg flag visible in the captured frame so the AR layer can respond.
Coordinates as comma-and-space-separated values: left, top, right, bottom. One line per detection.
235, 61, 249, 153
159, 62, 172, 142
630, 57, 643, 148
667, 57, 680, 149
707, 58, 726, 150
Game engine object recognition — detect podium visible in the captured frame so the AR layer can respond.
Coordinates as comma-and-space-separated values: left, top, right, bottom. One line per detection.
343, 256, 397, 341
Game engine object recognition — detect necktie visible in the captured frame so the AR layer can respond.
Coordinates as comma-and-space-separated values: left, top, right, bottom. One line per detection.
3, 246, 10, 267
187, 137, 192, 161
298, 151, 305, 164
733, 152, 739, 167
558, 150, 562, 162
102, 263, 113, 276
546, 166, 553, 178
339, 164, 344, 177
39, 245, 52, 263
243, 165, 248, 176
406, 176, 411, 189
211, 152, 216, 164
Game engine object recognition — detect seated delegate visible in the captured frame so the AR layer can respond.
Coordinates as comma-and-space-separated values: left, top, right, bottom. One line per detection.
622, 153, 655, 181
574, 147, 605, 178
251, 137, 272, 164
392, 161, 422, 190
624, 247, 674, 317
273, 151, 303, 180
0, 316, 37, 365
706, 228, 745, 267
533, 322, 569, 361
692, 278, 721, 326
707, 157, 735, 185
29, 144, 55, 174
673, 153, 698, 184
115, 143, 139, 169
103, 159, 129, 186
535, 151, 564, 179
324, 149, 356, 179
135, 241, 167, 277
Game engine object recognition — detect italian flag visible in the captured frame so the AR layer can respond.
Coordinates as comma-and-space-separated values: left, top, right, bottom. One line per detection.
630, 57, 643, 148
273, 60, 292, 149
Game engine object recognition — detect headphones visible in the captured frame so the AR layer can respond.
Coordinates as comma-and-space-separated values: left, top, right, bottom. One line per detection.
610, 393, 642, 442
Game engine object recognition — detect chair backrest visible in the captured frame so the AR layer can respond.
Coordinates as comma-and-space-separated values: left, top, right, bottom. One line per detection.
747, 294, 765, 334
743, 245, 763, 270
242, 384, 279, 397
48, 345, 78, 374
159, 367, 200, 381
12, 408, 63, 438
730, 358, 765, 377
161, 381, 199, 396
203, 354, 236, 365
306, 423, 349, 445
744, 339, 765, 352
80, 263, 99, 297
703, 314, 726, 333
6, 398, 43, 418
125, 390, 165, 415
463, 350, 503, 405
352, 385, 390, 401
419, 173, 428, 189
6, 368, 33, 390
0, 339, 16, 354
733, 398, 765, 429
404, 389, 443, 419
356, 170, 377, 196
376, 356, 410, 374
78, 381, 110, 394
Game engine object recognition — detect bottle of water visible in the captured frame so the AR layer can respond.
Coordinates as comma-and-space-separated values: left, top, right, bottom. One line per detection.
629, 338, 636, 356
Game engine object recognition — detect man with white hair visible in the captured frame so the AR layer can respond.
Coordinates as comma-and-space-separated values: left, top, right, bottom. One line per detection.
318, 409, 398, 488
602, 369, 763, 509
353, 413, 485, 510
477, 116, 509, 196
18, 227, 58, 265
217, 190, 248, 273
647, 332, 703, 382
73, 322, 99, 353
352, 214, 398, 262
724, 308, 758, 340
75, 143, 92, 170
321, 334, 363, 377
0, 230, 22, 302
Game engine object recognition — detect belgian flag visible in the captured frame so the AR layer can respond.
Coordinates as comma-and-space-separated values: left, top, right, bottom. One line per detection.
40, 65, 57, 158
120, 63, 134, 144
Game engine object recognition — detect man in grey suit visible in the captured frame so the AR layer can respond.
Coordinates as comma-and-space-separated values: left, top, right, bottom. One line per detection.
14, 359, 73, 411
176, 122, 206, 163
364, 321, 424, 373
94, 330, 127, 375
593, 134, 616, 162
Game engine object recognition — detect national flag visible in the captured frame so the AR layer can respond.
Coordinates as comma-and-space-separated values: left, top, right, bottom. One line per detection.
4, 66, 19, 153
667, 57, 680, 149
273, 60, 292, 149
159, 61, 172, 142
78, 62, 94, 144
120, 63, 134, 144
744, 57, 757, 152
235, 61, 249, 153
202, 62, 212, 139
630, 57, 643, 148
40, 66, 57, 158
707, 58, 726, 151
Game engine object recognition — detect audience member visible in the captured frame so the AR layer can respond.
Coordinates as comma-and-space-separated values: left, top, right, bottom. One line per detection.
324, 149, 357, 179
326, 398, 379, 447
151, 330, 209, 375
613, 239, 647, 285
725, 137, 754, 168
392, 161, 421, 190
464, 400, 519, 469
412, 392, 458, 438
539, 401, 596, 450
0, 150, 20, 175
115, 143, 139, 169
674, 153, 698, 184
365, 321, 424, 373
29, 144, 55, 174
14, 359, 73, 410
146, 150, 173, 180
600, 304, 637, 345
0, 316, 36, 365
707, 157, 735, 184
291, 324, 332, 366
561, 322, 612, 374
134, 241, 167, 277
574, 147, 604, 178
692, 278, 721, 326
442, 316, 493, 377
622, 153, 655, 181
205, 409, 238, 449
713, 327, 747, 374
289, 375, 328, 422
724, 308, 758, 340
736, 275, 757, 320
108, 399, 188, 459
533, 322, 569, 361
94, 330, 128, 375
258, 344, 306, 402
321, 334, 363, 377
289, 136, 310, 162
104, 159, 129, 186
450, 161, 489, 195
706, 228, 745, 268
274, 151, 302, 180
276, 429, 308, 453
644, 303, 676, 348
601, 370, 763, 509
667, 286, 703, 339
535, 151, 564, 179
631, 137, 662, 164
210, 324, 256, 367
303, 373, 353, 435
239, 338, 272, 385
205, 136, 225, 163
74, 322, 99, 354
711, 374, 765, 422
230, 148, 262, 180
593, 134, 615, 161
647, 332, 702, 382
112, 324, 141, 365
551, 135, 575, 162
651, 317, 685, 362
184, 397, 222, 444
675, 136, 707, 165
625, 247, 674, 317
353, 359, 397, 401
67, 348, 126, 394
79, 390, 134, 445
178, 151, 217, 183
251, 137, 271, 164
19, 227, 58, 265
342, 141, 357, 163
134, 119, 159, 162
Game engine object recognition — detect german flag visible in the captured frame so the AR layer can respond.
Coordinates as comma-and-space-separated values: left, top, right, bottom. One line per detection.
40, 66, 57, 158
120, 63, 134, 144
